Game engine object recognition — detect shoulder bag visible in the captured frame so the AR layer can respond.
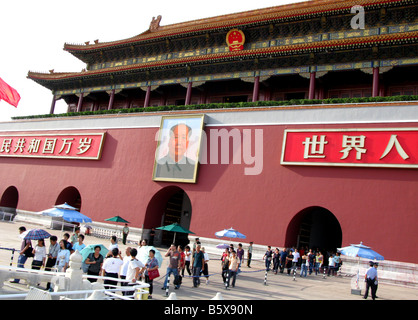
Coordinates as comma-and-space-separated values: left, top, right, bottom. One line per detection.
148, 258, 160, 280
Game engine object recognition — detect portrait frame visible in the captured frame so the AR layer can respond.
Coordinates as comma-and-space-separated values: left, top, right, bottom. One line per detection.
152, 114, 206, 183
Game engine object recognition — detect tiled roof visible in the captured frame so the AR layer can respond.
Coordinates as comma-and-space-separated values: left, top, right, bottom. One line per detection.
28, 30, 418, 82
63, 0, 407, 52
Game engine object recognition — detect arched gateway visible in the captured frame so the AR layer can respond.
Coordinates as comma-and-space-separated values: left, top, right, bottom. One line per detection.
0, 186, 19, 219
285, 206, 342, 252
55, 186, 82, 210
144, 186, 192, 247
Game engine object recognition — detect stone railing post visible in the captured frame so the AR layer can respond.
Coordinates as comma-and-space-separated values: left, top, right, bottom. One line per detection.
63, 250, 84, 298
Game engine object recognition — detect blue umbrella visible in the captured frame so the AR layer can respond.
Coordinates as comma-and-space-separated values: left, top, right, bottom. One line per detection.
215, 227, 246, 239
80, 244, 109, 262
137, 246, 163, 267
338, 242, 384, 260
338, 242, 383, 291
41, 203, 92, 223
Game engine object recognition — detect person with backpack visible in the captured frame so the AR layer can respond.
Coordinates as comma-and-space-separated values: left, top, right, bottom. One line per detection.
10, 226, 32, 284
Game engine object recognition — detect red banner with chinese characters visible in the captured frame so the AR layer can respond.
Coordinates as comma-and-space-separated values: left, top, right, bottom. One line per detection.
280, 128, 418, 168
0, 132, 106, 160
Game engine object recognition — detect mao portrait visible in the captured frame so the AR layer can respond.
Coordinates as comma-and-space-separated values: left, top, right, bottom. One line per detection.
152, 115, 205, 183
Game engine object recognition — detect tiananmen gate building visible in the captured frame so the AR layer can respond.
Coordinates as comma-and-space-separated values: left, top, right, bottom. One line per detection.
1, 0, 418, 270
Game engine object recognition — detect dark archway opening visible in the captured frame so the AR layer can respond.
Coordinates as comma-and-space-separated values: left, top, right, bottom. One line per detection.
144, 186, 192, 247
285, 206, 342, 253
0, 186, 19, 220
55, 186, 82, 210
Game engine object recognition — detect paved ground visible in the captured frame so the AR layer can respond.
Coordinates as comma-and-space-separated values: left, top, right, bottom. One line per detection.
0, 220, 417, 300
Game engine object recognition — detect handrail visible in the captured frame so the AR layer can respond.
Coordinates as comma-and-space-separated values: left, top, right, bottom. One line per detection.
0, 264, 149, 300
0, 285, 149, 300
0, 264, 150, 285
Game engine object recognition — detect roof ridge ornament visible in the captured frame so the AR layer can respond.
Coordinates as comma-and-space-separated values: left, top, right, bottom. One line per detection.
149, 15, 162, 31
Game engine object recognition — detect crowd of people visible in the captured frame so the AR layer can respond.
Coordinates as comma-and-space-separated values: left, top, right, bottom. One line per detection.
262, 246, 343, 278
11, 227, 250, 296
11, 227, 225, 299
10, 226, 160, 298
160, 239, 211, 290
13, 226, 382, 300
160, 238, 248, 290
10, 226, 82, 286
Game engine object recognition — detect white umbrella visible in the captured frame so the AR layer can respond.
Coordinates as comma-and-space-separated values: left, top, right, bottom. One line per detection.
137, 246, 163, 267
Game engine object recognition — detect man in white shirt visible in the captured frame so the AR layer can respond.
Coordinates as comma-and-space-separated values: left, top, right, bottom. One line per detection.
292, 249, 300, 274
327, 254, 336, 276
120, 247, 131, 295
125, 248, 145, 297
102, 248, 123, 289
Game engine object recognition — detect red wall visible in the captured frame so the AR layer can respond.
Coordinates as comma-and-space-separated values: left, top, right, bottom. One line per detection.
1, 122, 417, 263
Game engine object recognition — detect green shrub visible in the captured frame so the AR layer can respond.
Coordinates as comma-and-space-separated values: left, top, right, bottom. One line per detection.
11, 95, 418, 120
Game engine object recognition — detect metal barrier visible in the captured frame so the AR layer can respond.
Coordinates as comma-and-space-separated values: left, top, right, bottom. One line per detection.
91, 226, 122, 240
0, 211, 14, 222
0, 247, 16, 267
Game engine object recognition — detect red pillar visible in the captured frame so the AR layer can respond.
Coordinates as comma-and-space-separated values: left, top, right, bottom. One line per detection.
108, 89, 115, 110
49, 95, 56, 114
76, 93, 84, 112
252, 76, 260, 102
308, 72, 316, 100
372, 67, 379, 97
185, 82, 192, 105
144, 86, 151, 107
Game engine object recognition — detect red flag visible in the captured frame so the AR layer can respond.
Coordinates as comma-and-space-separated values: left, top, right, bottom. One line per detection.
0, 77, 21, 107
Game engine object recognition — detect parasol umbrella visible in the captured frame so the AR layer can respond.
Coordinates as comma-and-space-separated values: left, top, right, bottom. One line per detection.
338, 242, 384, 261
80, 244, 109, 262
20, 229, 51, 241
40, 203, 92, 223
105, 215, 130, 236
105, 216, 130, 224
215, 227, 246, 240
156, 222, 195, 244
338, 242, 384, 291
54, 203, 78, 210
137, 245, 163, 267
216, 243, 230, 249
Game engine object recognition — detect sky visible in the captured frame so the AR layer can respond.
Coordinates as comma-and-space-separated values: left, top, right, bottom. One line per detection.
0, 0, 306, 122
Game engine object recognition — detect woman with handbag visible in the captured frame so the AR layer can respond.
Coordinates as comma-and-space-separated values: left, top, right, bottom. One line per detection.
144, 249, 159, 299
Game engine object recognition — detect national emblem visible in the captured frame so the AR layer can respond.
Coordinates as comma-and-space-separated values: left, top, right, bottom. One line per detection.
226, 29, 245, 51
